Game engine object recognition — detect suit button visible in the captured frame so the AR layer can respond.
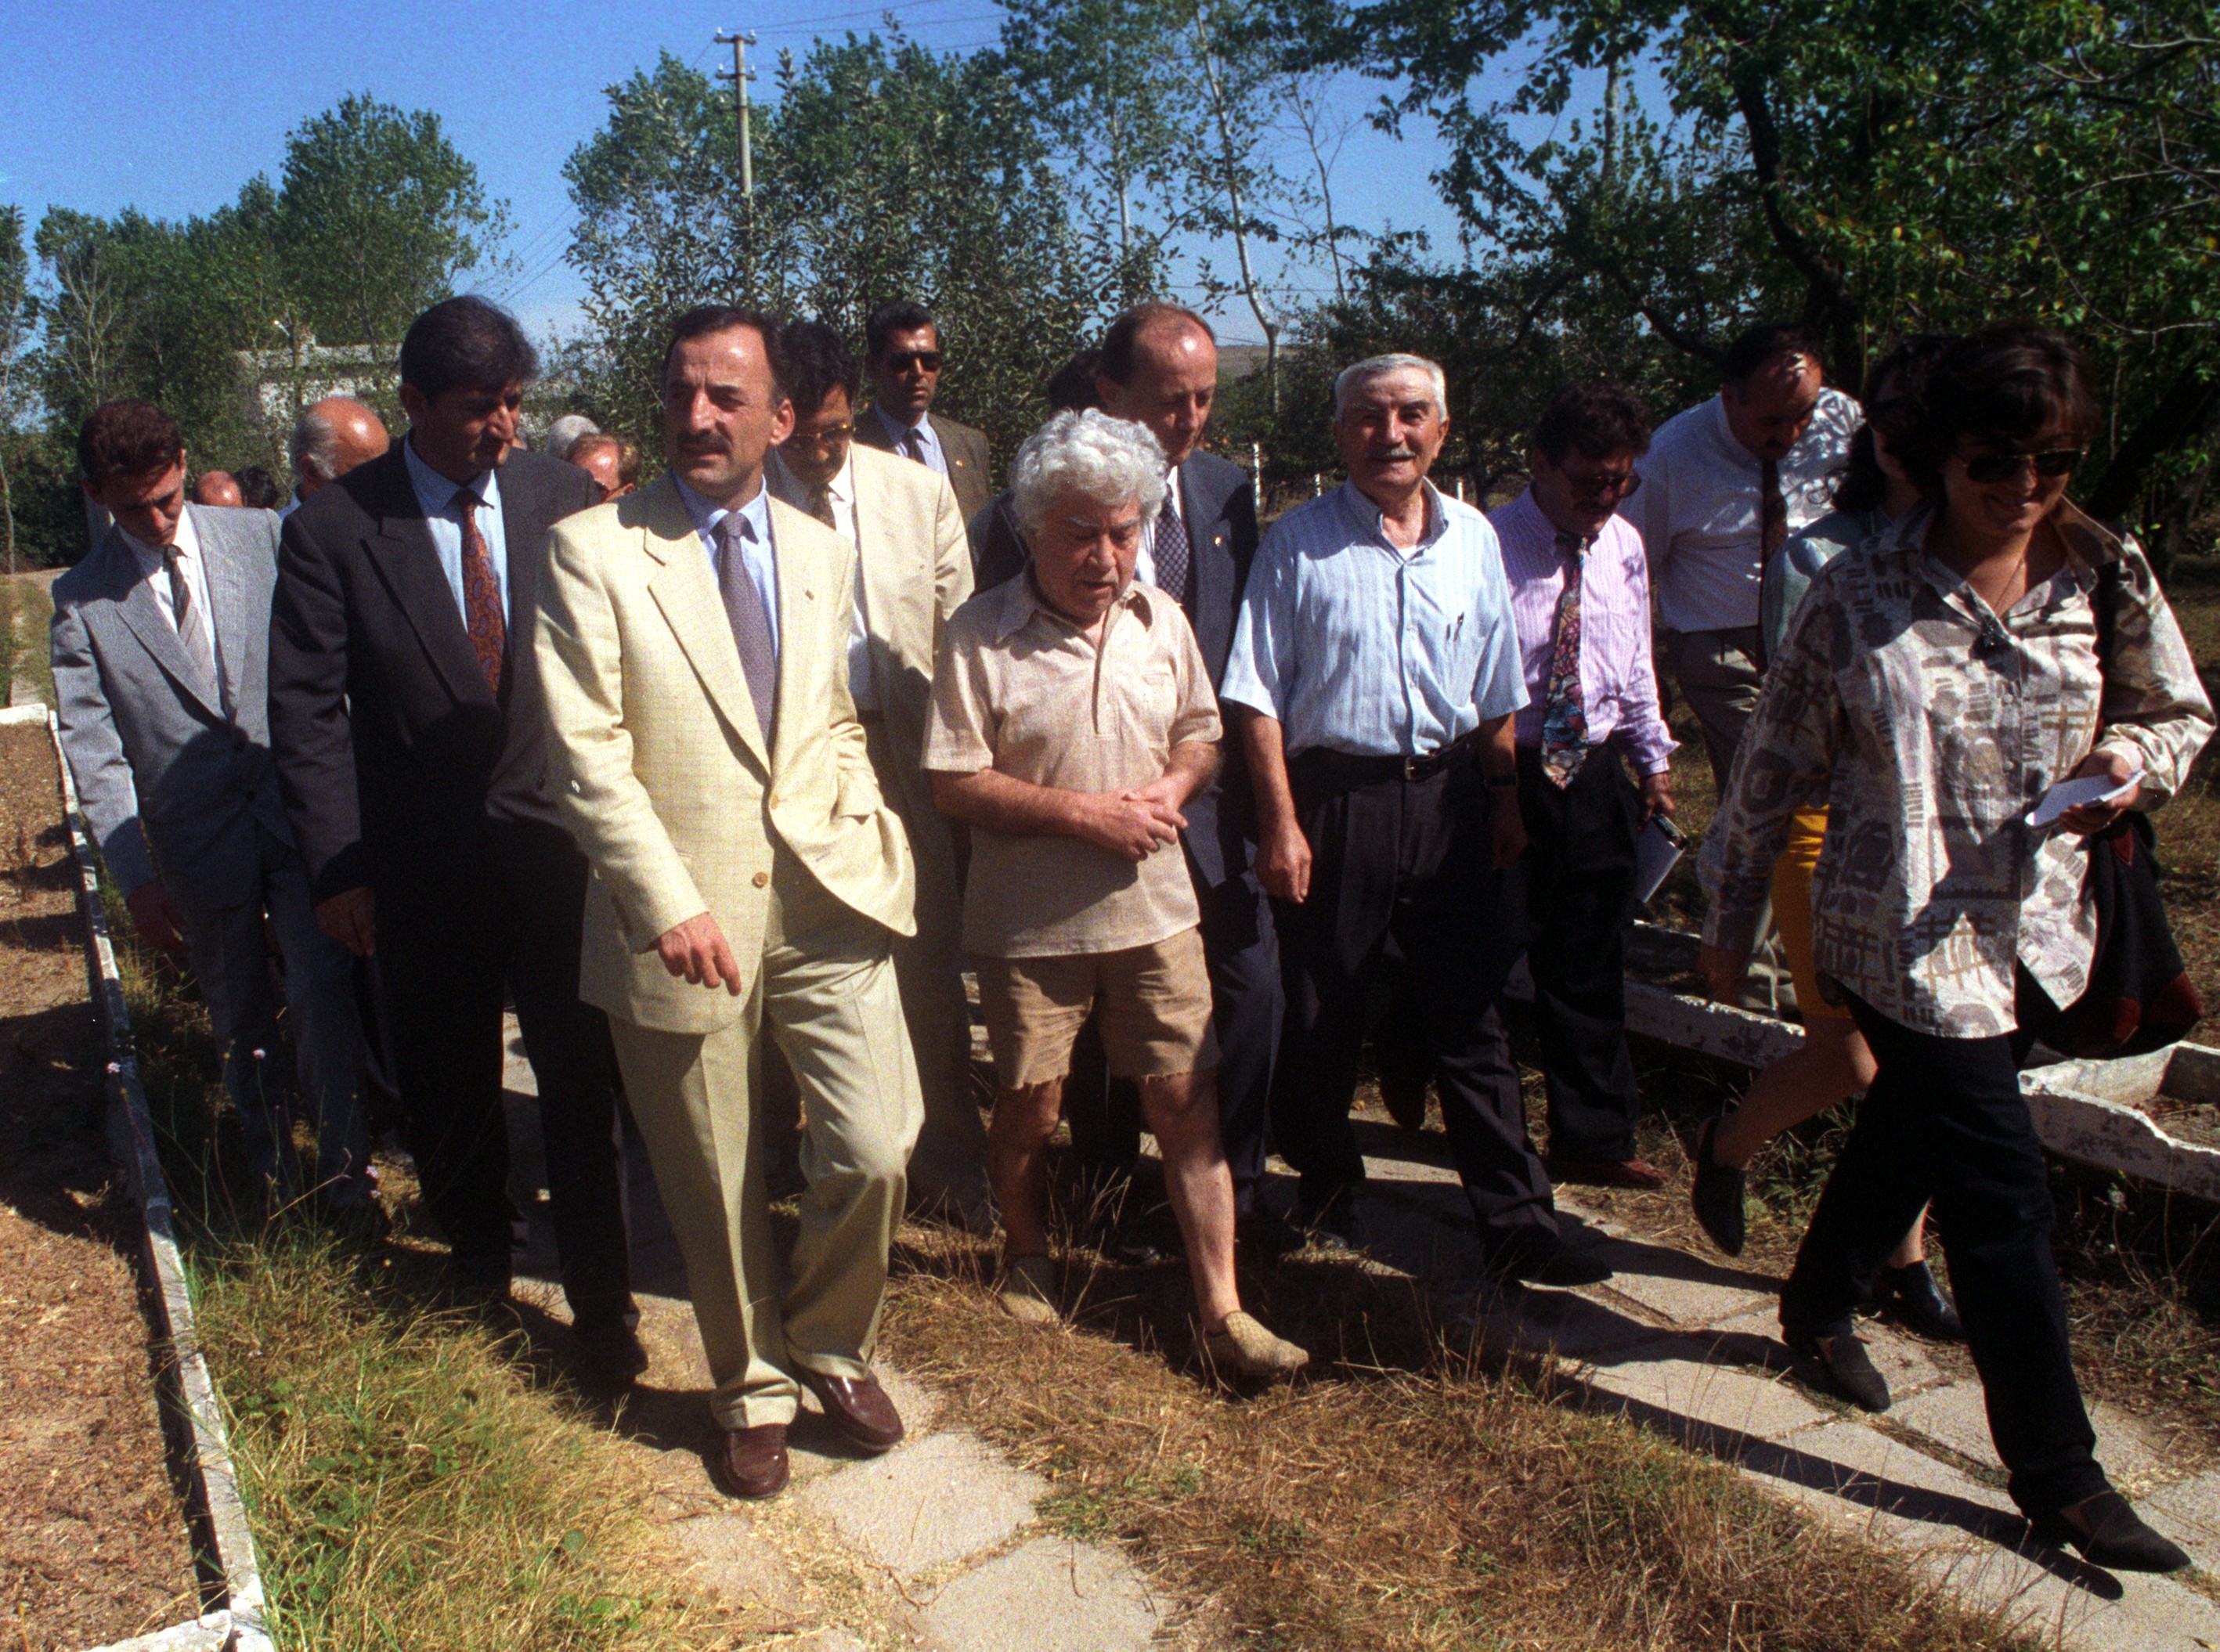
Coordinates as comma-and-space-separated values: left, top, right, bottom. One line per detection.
753, 871, 769, 889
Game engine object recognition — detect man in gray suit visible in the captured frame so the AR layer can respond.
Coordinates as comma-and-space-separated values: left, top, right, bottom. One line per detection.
52, 399, 369, 1215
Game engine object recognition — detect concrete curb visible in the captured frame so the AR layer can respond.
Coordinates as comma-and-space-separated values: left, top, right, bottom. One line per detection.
45, 706, 275, 1652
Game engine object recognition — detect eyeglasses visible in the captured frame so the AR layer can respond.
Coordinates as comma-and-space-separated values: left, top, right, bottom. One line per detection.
789, 423, 854, 450
1561, 469, 1642, 502
882, 350, 943, 373
1960, 448, 2084, 484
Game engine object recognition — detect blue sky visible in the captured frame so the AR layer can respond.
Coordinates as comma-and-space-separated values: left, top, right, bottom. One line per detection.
0, 0, 1598, 345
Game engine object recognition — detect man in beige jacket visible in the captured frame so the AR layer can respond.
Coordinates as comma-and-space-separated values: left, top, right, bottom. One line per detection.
768, 319, 986, 1222
534, 305, 924, 1501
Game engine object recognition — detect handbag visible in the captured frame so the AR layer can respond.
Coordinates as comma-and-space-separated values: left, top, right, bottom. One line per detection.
2025, 557, 2204, 1059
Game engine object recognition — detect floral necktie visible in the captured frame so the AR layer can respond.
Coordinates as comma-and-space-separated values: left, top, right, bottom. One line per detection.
1540, 532, 1590, 788
454, 489, 505, 698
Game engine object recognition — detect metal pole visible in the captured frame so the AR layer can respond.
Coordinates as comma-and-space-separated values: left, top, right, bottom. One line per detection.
715, 31, 758, 198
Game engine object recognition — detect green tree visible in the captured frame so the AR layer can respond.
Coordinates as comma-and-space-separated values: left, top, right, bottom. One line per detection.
276, 94, 508, 347
0, 207, 40, 572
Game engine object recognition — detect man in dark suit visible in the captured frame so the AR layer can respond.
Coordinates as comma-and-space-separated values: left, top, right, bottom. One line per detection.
851, 300, 993, 525
269, 296, 642, 1381
973, 303, 1287, 1250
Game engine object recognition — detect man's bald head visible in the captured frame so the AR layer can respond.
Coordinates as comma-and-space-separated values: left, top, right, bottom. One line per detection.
190, 470, 242, 508
291, 396, 392, 498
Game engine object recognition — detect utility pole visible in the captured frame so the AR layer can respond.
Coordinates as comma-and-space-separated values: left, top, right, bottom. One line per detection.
716, 30, 758, 197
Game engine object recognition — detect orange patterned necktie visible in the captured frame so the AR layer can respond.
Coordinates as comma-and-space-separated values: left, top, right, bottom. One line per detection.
455, 488, 506, 696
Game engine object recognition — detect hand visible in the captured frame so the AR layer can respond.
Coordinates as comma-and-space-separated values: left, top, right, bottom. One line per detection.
2060, 748, 2142, 836
1077, 793, 1183, 861
125, 881, 190, 955
1639, 772, 1675, 827
1254, 815, 1313, 904
1489, 788, 1529, 870
1698, 943, 1750, 1004
315, 886, 377, 958
1122, 772, 1192, 817
658, 911, 745, 995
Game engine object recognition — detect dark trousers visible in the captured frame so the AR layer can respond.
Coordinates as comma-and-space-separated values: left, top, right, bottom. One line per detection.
1781, 987, 2104, 1515
378, 816, 634, 1326
1272, 752, 1553, 1246
1515, 745, 1643, 1162
1067, 858, 1282, 1219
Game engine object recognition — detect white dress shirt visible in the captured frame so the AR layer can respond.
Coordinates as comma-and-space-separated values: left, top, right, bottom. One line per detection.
402, 437, 510, 626
1623, 388, 1861, 634
122, 506, 227, 704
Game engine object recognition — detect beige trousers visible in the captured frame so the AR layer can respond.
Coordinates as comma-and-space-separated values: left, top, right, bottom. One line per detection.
865, 720, 988, 1207
608, 856, 923, 1430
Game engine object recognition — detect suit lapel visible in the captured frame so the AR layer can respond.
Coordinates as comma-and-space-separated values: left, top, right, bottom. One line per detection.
640, 478, 770, 773
767, 495, 836, 779
846, 453, 905, 658
357, 450, 496, 710
1180, 458, 1236, 673
99, 526, 224, 720
499, 463, 545, 641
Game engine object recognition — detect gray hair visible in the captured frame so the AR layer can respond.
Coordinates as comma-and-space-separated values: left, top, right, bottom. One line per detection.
288, 406, 341, 484
544, 413, 601, 462
1010, 409, 1169, 536
1334, 352, 1448, 420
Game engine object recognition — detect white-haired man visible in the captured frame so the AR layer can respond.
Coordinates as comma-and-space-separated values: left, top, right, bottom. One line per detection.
925, 408, 1307, 1380
1223, 354, 1610, 1286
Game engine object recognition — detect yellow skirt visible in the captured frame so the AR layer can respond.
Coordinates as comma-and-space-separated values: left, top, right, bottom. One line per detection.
1768, 806, 1854, 1022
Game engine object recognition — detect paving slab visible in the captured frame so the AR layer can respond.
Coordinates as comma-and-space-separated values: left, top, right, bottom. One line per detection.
2136, 1468, 2220, 1571
1581, 1340, 1832, 1451
666, 1510, 800, 1614
1581, 1243, 1778, 1329
920, 1536, 1163, 1652
1890, 1387, 2181, 1499
799, 1430, 1049, 1576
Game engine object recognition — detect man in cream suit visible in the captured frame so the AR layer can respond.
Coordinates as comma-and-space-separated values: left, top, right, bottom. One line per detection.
768, 319, 986, 1222
534, 305, 923, 1502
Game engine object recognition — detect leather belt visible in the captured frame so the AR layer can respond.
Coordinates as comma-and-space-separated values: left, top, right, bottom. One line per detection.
1290, 729, 1482, 791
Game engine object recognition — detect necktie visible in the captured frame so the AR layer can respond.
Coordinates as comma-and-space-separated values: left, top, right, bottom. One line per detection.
1150, 490, 1191, 608
1760, 458, 1789, 568
454, 489, 506, 698
1540, 532, 1590, 788
901, 425, 928, 466
162, 545, 220, 703
811, 489, 838, 531
717, 512, 779, 743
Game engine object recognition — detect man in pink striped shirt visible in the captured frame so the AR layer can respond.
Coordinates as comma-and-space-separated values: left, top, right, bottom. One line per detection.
1493, 383, 1677, 1188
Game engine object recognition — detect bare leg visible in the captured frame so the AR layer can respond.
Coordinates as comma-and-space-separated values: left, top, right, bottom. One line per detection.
989, 1078, 1067, 1264
1713, 1017, 1877, 1169
1139, 1069, 1241, 1327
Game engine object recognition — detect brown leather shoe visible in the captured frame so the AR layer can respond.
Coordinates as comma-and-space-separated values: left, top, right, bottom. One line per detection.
717, 1423, 791, 1499
1544, 1155, 1668, 1191
798, 1367, 905, 1454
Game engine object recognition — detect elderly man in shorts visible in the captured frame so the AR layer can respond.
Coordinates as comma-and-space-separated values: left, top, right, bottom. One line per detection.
925, 408, 1306, 1381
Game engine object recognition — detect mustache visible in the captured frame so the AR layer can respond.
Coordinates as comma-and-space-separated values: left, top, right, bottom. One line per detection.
676, 435, 731, 456
1367, 447, 1420, 462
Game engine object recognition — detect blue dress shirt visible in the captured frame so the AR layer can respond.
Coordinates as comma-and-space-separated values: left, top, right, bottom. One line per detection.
873, 404, 949, 480
1221, 480, 1529, 758
402, 436, 509, 624
675, 474, 781, 662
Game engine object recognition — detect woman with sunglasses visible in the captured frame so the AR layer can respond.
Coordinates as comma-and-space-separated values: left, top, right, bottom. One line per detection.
1691, 337, 1967, 1344
1697, 326, 2212, 1571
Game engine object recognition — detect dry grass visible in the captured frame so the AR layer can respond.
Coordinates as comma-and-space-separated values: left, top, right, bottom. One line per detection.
881, 1209, 2040, 1652
0, 574, 56, 709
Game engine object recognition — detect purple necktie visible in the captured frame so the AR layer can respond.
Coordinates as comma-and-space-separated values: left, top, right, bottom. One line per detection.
1151, 494, 1191, 608
716, 513, 778, 742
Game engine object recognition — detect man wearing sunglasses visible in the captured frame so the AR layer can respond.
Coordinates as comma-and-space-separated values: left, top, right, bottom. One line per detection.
854, 300, 994, 527
768, 318, 989, 1225
1625, 322, 1861, 1016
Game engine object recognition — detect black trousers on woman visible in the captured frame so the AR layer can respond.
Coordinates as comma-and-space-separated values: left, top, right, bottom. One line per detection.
1779, 983, 2106, 1516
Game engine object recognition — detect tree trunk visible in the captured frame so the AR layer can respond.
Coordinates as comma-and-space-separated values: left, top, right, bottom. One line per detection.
2085, 362, 2217, 528
1190, 4, 1278, 398
2154, 388, 2220, 584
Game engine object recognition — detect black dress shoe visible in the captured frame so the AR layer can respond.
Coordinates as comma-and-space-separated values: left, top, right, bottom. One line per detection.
1785, 1320, 1891, 1412
1484, 1232, 1612, 1287
2029, 1489, 2192, 1573
1378, 1070, 1430, 1133
1874, 1260, 1965, 1342
1689, 1116, 1747, 1257
573, 1316, 651, 1387
1290, 1192, 1361, 1253
1102, 1217, 1171, 1268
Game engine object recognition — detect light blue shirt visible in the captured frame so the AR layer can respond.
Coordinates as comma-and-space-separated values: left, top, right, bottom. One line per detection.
1222, 481, 1529, 759
675, 474, 781, 661
402, 436, 509, 624
873, 404, 948, 479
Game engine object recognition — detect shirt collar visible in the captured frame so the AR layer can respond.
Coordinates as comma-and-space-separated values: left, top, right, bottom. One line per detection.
824, 450, 856, 507
875, 403, 930, 443
675, 474, 772, 546
1505, 488, 1590, 555
1335, 478, 1449, 554
994, 566, 1157, 642
402, 435, 500, 518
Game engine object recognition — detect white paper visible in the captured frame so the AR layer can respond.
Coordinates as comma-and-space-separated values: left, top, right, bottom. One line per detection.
1633, 817, 1686, 904
2026, 770, 2142, 829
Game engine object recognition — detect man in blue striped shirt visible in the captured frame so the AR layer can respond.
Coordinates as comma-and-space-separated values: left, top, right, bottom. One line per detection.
1222, 354, 1612, 1286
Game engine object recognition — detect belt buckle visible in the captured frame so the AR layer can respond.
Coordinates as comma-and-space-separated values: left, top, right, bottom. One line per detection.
1402, 752, 1423, 781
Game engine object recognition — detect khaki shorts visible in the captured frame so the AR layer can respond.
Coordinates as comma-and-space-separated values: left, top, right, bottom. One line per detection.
975, 930, 1219, 1089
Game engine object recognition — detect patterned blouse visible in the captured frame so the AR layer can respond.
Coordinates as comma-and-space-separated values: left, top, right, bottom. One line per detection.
1700, 500, 2215, 1038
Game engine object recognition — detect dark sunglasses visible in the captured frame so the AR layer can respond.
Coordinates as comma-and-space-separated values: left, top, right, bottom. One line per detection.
1563, 469, 1641, 501
1961, 448, 2083, 484
883, 350, 943, 373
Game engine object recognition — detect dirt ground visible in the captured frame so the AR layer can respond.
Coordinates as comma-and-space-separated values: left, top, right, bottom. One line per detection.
0, 720, 197, 1650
